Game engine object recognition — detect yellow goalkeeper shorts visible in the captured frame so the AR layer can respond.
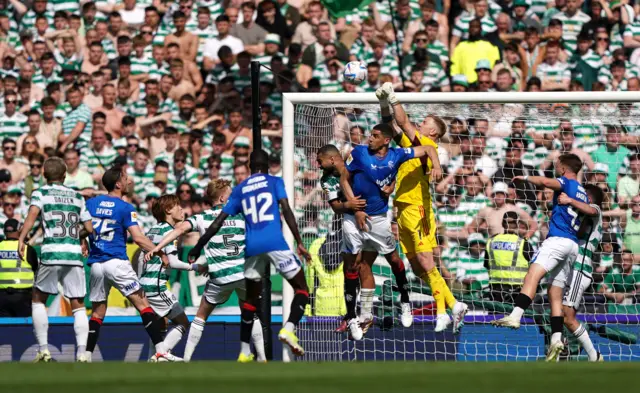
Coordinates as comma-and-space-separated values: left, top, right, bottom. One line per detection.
396, 202, 437, 254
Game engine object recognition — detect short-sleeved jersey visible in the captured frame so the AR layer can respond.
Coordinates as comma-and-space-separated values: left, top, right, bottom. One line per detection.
140, 222, 178, 296
395, 132, 437, 206
87, 195, 139, 264
30, 184, 92, 266
548, 177, 589, 242
187, 206, 246, 285
346, 145, 415, 215
223, 173, 289, 257
573, 204, 603, 279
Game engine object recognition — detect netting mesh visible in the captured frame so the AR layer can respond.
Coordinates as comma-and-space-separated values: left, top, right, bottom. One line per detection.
290, 98, 640, 361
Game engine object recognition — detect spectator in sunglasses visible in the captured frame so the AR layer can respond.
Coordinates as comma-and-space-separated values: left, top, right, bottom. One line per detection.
172, 148, 199, 188
0, 138, 27, 184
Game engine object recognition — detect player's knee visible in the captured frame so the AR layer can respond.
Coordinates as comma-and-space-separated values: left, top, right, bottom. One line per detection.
415, 252, 435, 270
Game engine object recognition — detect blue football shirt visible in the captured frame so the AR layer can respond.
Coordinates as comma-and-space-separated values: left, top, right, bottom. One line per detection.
346, 145, 416, 215
87, 195, 139, 264
223, 173, 290, 257
548, 176, 589, 242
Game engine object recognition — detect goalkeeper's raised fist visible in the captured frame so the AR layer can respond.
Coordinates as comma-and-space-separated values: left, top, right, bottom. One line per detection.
378, 82, 398, 106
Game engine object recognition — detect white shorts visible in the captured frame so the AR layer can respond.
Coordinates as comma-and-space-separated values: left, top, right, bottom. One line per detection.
342, 213, 395, 255
147, 290, 184, 319
562, 269, 592, 309
245, 250, 302, 281
533, 237, 579, 283
203, 279, 246, 305
35, 265, 86, 299
89, 259, 141, 303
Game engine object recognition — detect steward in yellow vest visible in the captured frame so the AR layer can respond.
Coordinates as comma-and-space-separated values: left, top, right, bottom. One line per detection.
305, 233, 346, 317
484, 211, 533, 304
0, 218, 37, 317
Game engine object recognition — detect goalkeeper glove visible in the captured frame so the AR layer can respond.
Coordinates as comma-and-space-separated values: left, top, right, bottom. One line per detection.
380, 82, 399, 106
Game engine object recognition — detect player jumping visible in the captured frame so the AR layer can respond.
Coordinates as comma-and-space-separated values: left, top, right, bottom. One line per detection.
317, 145, 413, 340
84, 165, 181, 362
492, 153, 595, 362
139, 194, 210, 361
19, 157, 94, 362
556, 184, 605, 362
147, 179, 266, 362
376, 82, 469, 333
184, 151, 311, 359
337, 122, 441, 338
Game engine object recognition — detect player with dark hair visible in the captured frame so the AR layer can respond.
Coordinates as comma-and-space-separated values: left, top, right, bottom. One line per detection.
84, 165, 182, 362
317, 144, 413, 337
180, 151, 311, 360
555, 184, 605, 362
492, 153, 598, 362
337, 119, 441, 339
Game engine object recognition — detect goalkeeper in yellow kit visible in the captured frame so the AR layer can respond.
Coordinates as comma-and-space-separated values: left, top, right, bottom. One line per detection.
376, 82, 469, 333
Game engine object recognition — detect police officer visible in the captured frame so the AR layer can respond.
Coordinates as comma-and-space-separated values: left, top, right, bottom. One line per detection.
484, 211, 534, 304
0, 219, 38, 317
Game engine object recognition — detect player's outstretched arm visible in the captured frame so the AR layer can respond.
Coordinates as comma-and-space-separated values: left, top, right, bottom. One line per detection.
18, 205, 40, 261
165, 252, 206, 273
376, 82, 417, 141
558, 193, 600, 216
279, 198, 311, 262
513, 175, 562, 191
188, 212, 229, 262
145, 221, 193, 261
128, 225, 162, 253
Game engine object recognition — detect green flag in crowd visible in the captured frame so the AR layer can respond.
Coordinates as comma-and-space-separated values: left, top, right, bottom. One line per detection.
321, 0, 375, 18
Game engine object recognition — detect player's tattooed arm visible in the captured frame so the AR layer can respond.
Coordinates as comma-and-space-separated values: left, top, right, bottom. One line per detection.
423, 145, 443, 181
279, 198, 312, 262
512, 175, 562, 191
188, 212, 229, 262
558, 193, 599, 216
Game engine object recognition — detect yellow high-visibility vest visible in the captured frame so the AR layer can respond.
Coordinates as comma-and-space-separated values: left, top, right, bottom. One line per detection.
486, 233, 529, 286
0, 240, 34, 289
305, 237, 346, 317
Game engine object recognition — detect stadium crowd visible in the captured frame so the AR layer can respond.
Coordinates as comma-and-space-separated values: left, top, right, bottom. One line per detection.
0, 0, 638, 315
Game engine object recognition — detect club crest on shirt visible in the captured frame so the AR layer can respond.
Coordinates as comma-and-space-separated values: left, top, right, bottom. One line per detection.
346, 154, 353, 165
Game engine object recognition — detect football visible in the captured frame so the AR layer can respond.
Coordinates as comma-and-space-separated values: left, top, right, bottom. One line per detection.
343, 61, 367, 85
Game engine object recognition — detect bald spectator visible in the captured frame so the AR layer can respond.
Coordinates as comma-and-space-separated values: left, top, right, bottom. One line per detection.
94, 84, 125, 138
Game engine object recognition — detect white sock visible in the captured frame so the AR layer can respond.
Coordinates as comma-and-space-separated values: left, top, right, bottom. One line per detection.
154, 340, 168, 354
184, 317, 205, 362
284, 321, 295, 332
572, 324, 598, 361
240, 341, 252, 356
72, 308, 88, 358
164, 325, 186, 351
32, 302, 49, 352
252, 318, 266, 361
360, 289, 375, 321
551, 332, 562, 344
510, 306, 524, 321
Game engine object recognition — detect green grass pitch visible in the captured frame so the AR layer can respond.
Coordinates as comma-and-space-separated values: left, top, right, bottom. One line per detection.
0, 362, 632, 393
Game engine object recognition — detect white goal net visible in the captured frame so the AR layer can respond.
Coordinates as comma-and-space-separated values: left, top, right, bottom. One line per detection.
282, 92, 640, 362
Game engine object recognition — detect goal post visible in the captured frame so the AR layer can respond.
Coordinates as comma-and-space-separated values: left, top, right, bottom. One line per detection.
281, 91, 640, 361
